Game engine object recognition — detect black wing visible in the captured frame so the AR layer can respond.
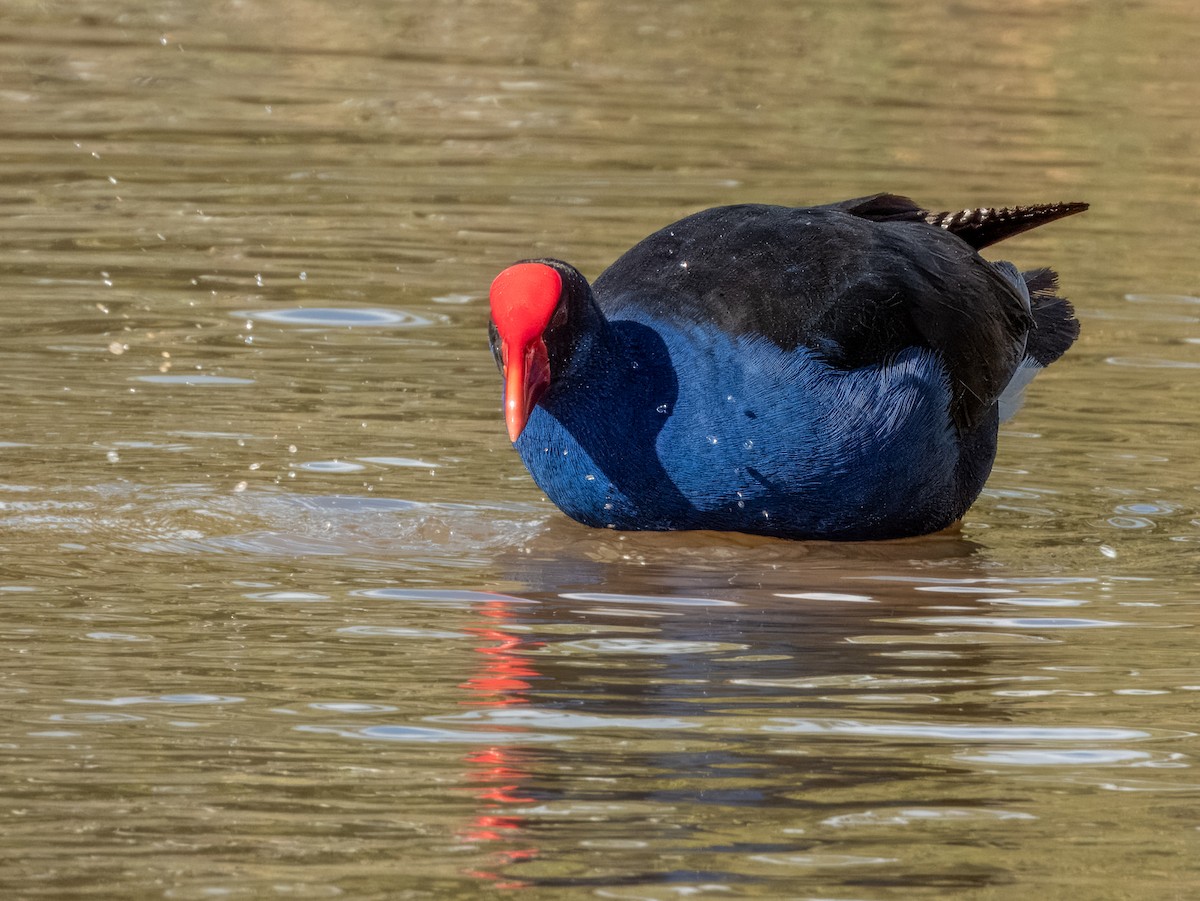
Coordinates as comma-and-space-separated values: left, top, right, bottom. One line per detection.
592, 200, 1078, 431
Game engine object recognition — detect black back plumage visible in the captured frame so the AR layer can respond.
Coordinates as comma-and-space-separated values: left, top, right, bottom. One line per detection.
591, 195, 1085, 432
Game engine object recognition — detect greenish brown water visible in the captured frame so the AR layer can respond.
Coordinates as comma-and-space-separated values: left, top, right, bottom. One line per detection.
2, 1, 1199, 898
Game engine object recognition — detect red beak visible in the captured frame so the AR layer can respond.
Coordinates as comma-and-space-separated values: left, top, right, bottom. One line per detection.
502, 337, 551, 442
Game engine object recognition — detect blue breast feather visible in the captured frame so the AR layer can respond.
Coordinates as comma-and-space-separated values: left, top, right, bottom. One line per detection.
514, 314, 979, 540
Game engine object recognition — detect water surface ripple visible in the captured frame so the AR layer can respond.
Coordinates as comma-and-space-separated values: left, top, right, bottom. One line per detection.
2, 1, 1200, 898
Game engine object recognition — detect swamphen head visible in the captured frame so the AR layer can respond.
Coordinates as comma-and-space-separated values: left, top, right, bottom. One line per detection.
488, 259, 590, 442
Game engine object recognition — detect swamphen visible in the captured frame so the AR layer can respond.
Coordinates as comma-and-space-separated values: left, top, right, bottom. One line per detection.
488, 193, 1086, 540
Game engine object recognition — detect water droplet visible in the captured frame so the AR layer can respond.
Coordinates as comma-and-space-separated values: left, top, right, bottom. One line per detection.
656, 404, 669, 414
743, 439, 754, 450
106, 450, 119, 463
737, 500, 745, 509
707, 436, 718, 445
584, 474, 596, 481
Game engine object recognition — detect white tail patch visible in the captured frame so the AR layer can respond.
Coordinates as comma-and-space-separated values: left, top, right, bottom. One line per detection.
999, 357, 1043, 421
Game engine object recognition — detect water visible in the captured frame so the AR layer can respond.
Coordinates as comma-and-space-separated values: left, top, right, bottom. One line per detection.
2, 1, 1199, 897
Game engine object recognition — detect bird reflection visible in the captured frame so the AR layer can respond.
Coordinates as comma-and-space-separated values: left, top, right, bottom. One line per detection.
448, 522, 1018, 891
458, 599, 541, 888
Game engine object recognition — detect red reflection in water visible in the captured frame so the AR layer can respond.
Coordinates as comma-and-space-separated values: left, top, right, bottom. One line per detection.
459, 599, 542, 888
